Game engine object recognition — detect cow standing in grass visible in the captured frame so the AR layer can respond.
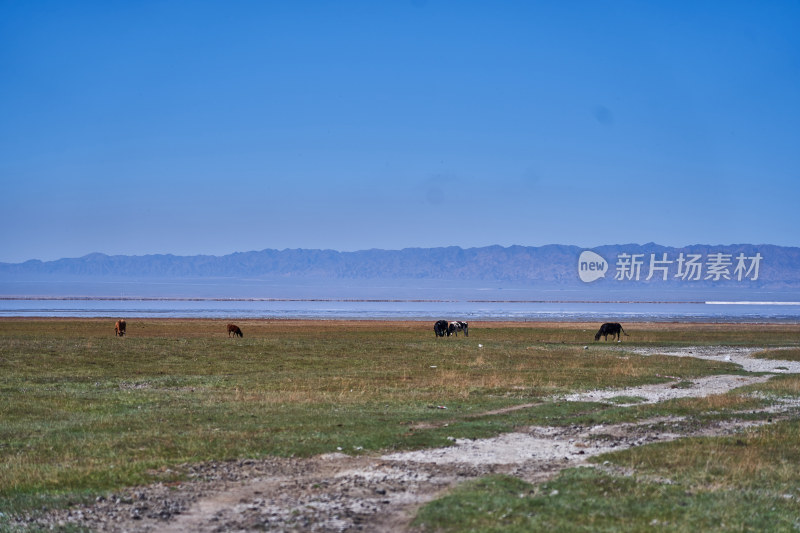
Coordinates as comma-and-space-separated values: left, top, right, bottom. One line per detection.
448, 321, 469, 337
434, 320, 449, 337
227, 324, 243, 338
594, 322, 628, 342
114, 319, 126, 337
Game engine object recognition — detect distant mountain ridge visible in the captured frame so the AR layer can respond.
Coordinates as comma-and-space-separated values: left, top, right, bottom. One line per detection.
2, 244, 798, 288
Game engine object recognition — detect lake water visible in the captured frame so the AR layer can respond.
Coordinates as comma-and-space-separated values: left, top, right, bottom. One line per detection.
1, 279, 799, 322
2, 299, 800, 322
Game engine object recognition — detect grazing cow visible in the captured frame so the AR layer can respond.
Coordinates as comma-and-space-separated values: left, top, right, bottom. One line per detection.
227, 323, 243, 338
434, 320, 449, 337
594, 322, 628, 342
114, 319, 126, 337
448, 321, 469, 337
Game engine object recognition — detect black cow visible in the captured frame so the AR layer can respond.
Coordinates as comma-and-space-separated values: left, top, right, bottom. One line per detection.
594, 322, 628, 342
448, 321, 469, 337
434, 320, 449, 337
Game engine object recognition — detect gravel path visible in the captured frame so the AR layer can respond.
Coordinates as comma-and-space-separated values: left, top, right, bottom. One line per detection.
17, 346, 800, 532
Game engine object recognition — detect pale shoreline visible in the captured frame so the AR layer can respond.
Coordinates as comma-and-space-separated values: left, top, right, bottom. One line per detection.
4, 296, 799, 305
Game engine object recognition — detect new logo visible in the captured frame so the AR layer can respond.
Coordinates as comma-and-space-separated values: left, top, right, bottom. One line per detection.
578, 250, 608, 283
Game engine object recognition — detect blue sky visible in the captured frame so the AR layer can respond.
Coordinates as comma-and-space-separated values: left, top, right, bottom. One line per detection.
1, 1, 799, 263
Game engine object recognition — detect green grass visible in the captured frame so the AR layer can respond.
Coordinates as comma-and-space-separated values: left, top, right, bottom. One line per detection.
414, 465, 800, 532
605, 395, 647, 404
2, 319, 800, 528
415, 416, 800, 532
753, 347, 800, 361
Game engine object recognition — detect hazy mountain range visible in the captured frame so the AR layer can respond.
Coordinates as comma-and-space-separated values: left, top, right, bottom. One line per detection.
1, 244, 798, 288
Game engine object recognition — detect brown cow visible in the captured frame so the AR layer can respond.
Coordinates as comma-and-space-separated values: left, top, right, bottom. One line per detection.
227, 323, 243, 338
115, 319, 126, 337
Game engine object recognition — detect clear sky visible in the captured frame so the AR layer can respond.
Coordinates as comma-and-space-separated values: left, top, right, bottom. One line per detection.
1, 1, 798, 263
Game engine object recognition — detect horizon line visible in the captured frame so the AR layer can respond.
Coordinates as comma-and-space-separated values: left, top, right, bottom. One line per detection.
2, 242, 792, 265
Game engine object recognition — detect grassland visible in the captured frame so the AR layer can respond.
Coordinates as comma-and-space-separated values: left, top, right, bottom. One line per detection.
1, 318, 799, 531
